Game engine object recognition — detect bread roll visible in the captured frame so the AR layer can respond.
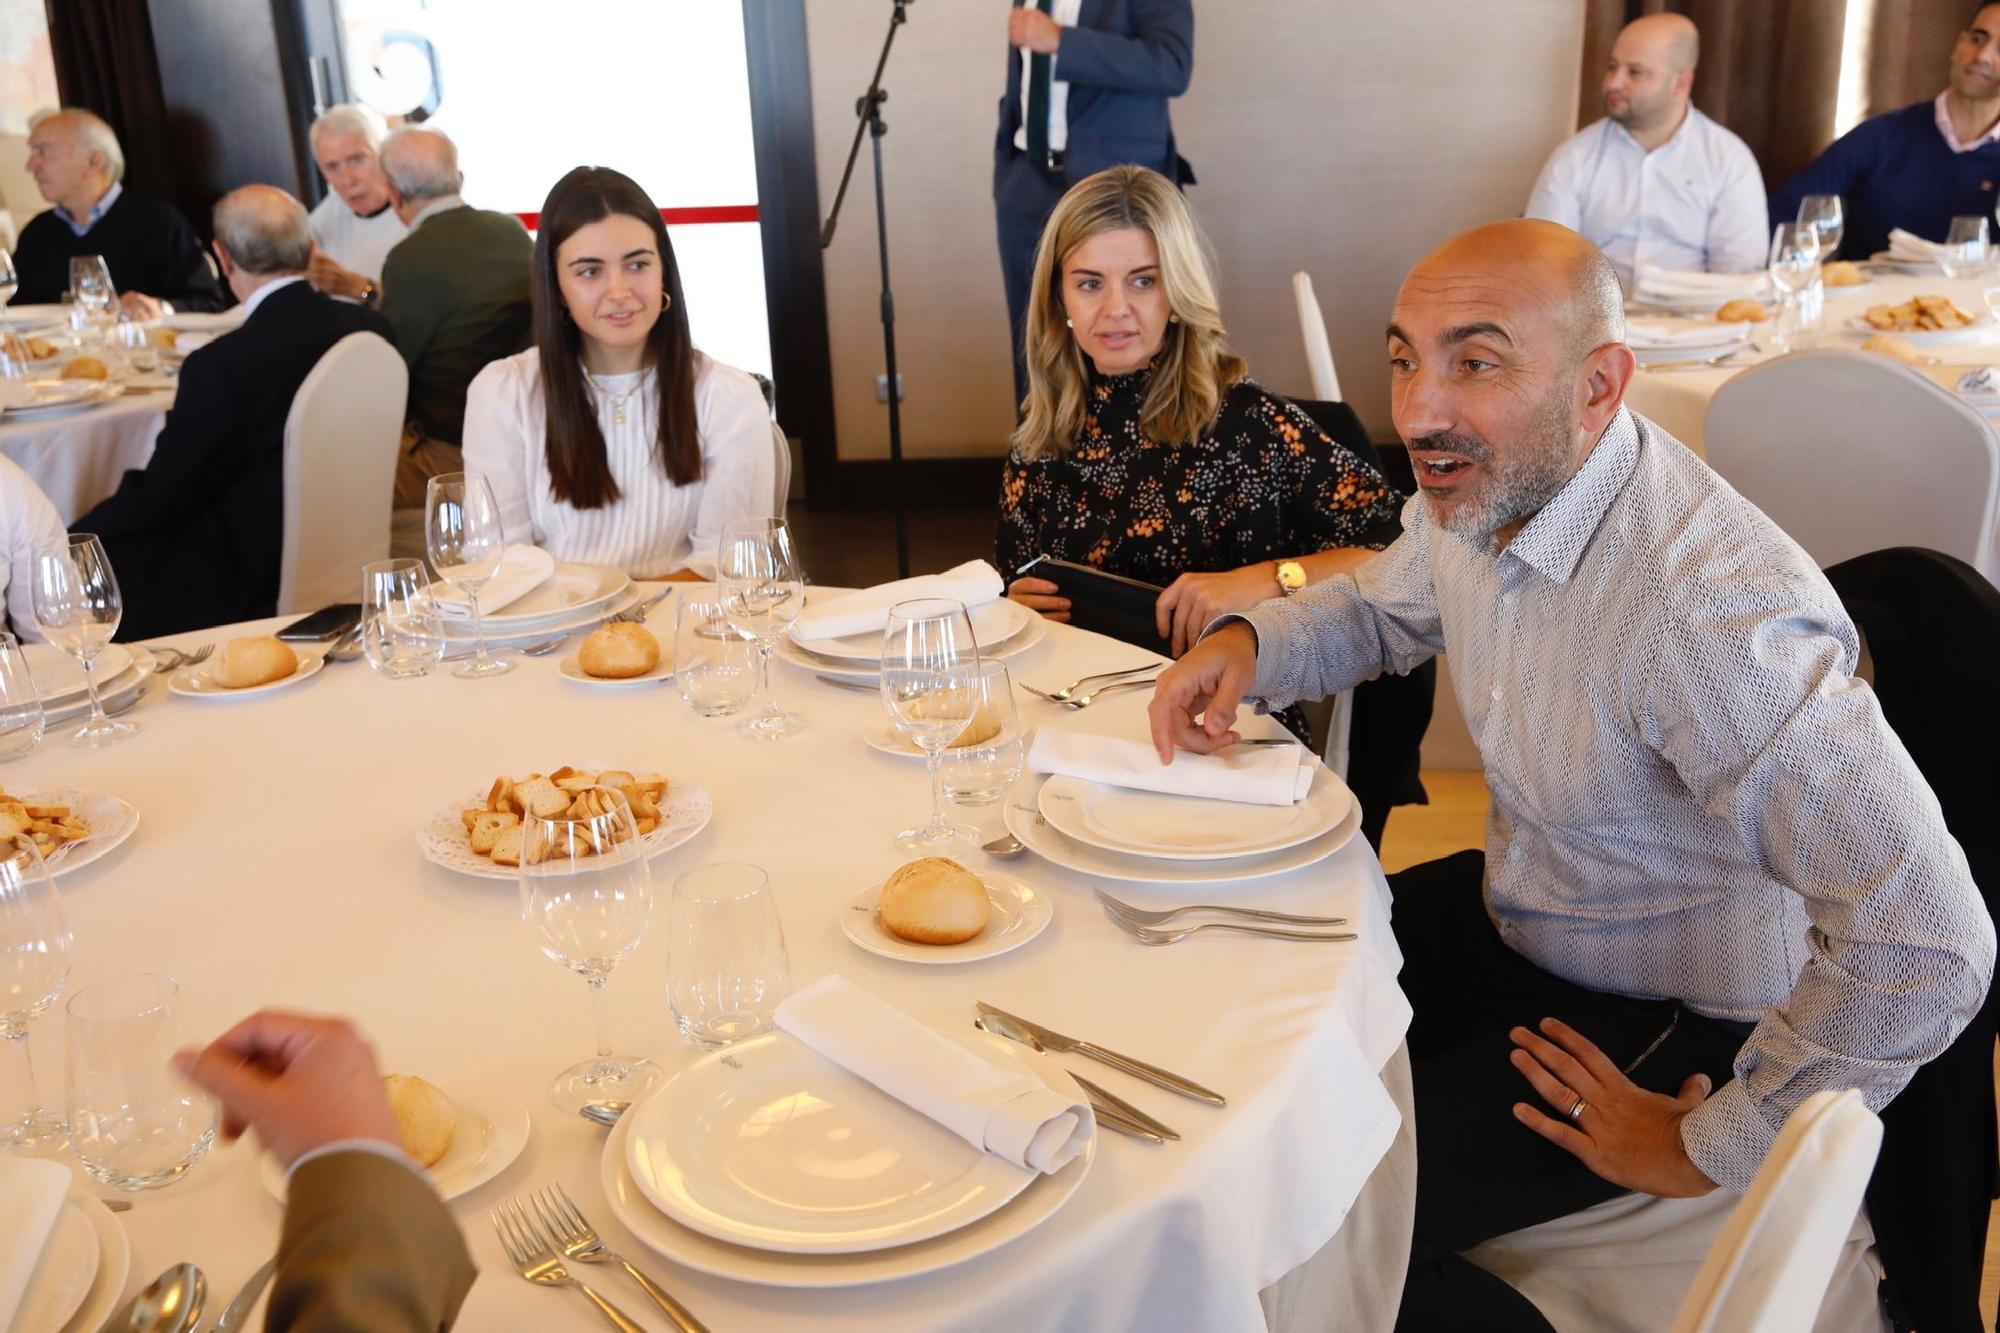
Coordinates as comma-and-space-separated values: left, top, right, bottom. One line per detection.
23, 336, 58, 360
145, 326, 178, 350
1861, 333, 1924, 364
212, 635, 298, 688
878, 857, 991, 945
60, 355, 110, 380
1822, 260, 1864, 288
578, 622, 661, 678
382, 1074, 456, 1168
947, 705, 1003, 749
1714, 299, 1768, 323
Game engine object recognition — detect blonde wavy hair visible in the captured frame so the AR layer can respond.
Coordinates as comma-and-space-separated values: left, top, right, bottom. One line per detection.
1013, 165, 1246, 462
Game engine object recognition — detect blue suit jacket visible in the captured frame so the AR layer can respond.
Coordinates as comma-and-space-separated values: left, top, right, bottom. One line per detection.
993, 0, 1195, 190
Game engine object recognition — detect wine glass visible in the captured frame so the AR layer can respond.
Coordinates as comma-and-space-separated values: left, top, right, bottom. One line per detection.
424, 472, 511, 678
672, 589, 756, 717
66, 974, 217, 1189
1796, 195, 1844, 260
0, 841, 70, 1154
717, 517, 806, 739
361, 558, 444, 678
68, 256, 114, 330
0, 633, 45, 761
881, 598, 980, 850
1941, 216, 1991, 279
1767, 223, 1822, 354
518, 787, 662, 1113
33, 534, 137, 747
0, 248, 18, 312
940, 660, 1025, 807
666, 863, 791, 1048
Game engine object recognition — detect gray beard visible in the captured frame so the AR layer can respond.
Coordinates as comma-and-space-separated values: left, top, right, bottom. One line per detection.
1415, 390, 1578, 540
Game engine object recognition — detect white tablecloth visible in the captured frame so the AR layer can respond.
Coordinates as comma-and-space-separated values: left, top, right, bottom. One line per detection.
19, 594, 1415, 1330
0, 391, 167, 522
1625, 272, 2000, 455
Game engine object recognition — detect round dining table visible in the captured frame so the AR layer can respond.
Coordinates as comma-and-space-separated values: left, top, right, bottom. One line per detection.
16, 589, 1415, 1331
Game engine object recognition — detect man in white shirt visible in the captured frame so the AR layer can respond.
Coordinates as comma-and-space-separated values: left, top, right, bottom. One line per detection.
0, 455, 68, 643
1525, 14, 1767, 286
302, 104, 408, 306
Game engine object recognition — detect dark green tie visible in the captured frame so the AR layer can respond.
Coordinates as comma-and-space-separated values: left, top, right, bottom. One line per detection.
1025, 0, 1055, 167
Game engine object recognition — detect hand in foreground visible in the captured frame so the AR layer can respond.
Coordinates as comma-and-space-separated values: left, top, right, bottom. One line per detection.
1008, 7, 1063, 53
1146, 621, 1257, 762
1007, 575, 1070, 623
1156, 563, 1279, 658
117, 291, 163, 322
305, 248, 370, 301
1509, 1016, 1718, 1198
175, 1009, 400, 1169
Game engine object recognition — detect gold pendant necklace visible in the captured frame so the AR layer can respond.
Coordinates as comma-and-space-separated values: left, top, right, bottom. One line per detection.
591, 376, 643, 426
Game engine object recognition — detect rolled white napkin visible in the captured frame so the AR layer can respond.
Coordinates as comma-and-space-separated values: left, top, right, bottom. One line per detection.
1633, 265, 1771, 300
432, 544, 556, 618
1888, 228, 1945, 262
1028, 725, 1315, 806
774, 975, 1090, 1174
791, 559, 1004, 643
1625, 317, 1754, 350
0, 1156, 70, 1329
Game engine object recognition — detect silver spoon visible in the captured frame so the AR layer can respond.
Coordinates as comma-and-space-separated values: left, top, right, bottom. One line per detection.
109, 1262, 206, 1333
981, 831, 1026, 858
579, 1100, 631, 1127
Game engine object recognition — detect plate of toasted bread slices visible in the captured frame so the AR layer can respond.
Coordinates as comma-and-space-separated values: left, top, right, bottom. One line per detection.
417, 764, 712, 880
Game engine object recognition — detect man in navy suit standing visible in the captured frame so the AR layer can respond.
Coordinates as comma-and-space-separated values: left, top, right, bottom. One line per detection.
994, 0, 1195, 402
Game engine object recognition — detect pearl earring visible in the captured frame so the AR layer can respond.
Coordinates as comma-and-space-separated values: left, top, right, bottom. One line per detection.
1065, 317, 1073, 329
1168, 313, 1179, 323
662, 293, 673, 311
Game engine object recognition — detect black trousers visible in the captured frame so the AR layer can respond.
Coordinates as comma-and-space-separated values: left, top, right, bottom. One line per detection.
994, 149, 1069, 405
1391, 851, 1752, 1331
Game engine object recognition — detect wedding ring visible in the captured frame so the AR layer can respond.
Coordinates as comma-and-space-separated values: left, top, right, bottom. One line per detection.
1567, 1095, 1588, 1124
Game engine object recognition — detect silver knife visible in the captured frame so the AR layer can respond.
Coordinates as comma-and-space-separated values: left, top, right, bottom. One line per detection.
215, 1256, 277, 1331
1089, 1097, 1166, 1143
1075, 1072, 1179, 1140
976, 1003, 1226, 1105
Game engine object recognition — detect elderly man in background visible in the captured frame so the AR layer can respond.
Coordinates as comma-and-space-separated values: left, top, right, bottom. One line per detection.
1525, 14, 1765, 286
302, 102, 407, 305
1149, 219, 1992, 1329
1771, 1, 2000, 258
375, 125, 532, 506
73, 186, 390, 639
12, 108, 225, 315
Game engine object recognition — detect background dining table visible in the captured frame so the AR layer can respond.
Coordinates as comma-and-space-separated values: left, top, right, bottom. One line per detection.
16, 587, 1418, 1331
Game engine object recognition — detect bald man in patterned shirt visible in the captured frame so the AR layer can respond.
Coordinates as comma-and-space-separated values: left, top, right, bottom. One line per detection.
1149, 219, 1993, 1329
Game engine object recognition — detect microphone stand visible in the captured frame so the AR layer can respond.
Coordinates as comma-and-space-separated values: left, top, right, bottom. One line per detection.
822, 0, 912, 578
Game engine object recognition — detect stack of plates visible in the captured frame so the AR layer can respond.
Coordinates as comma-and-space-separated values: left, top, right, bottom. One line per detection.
1869, 250, 1944, 275
425, 562, 636, 648
599, 1028, 1093, 1287
1626, 318, 1758, 366
0, 379, 124, 421
21, 643, 152, 724
1004, 765, 1362, 886
8, 1189, 130, 1333
777, 597, 1048, 683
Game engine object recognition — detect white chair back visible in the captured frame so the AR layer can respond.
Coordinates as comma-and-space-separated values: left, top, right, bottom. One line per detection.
1671, 1089, 1883, 1333
279, 331, 409, 614
1703, 349, 2000, 583
1292, 271, 1343, 402
771, 421, 792, 520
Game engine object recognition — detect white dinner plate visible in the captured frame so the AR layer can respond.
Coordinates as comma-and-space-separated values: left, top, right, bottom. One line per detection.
9, 789, 140, 879
1628, 292, 1765, 316
1844, 313, 1991, 344
621, 1028, 1091, 1261
1036, 766, 1351, 861
417, 781, 712, 880
778, 614, 1049, 684
15, 1198, 99, 1333
1005, 785, 1363, 886
19, 643, 134, 703
59, 1192, 129, 1333
262, 1090, 530, 1202
41, 652, 152, 726
790, 597, 1034, 663
434, 563, 629, 633
167, 651, 324, 699
432, 586, 644, 649
0, 380, 123, 420
557, 650, 674, 688
841, 870, 1053, 964
1868, 251, 1945, 274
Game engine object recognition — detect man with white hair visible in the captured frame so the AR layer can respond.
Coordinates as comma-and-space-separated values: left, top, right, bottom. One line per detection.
13, 107, 225, 314
302, 103, 408, 304
374, 124, 532, 504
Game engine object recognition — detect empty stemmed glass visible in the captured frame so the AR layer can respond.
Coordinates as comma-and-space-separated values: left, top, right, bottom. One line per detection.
1, 841, 72, 1154
717, 517, 806, 739
1796, 195, 1844, 261
518, 788, 662, 1113
1767, 223, 1822, 354
34, 533, 137, 746
1941, 215, 1991, 280
68, 256, 114, 332
881, 598, 980, 851
424, 472, 511, 678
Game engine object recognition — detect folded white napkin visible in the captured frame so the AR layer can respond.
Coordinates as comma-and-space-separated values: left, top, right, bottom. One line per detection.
1028, 725, 1315, 806
1888, 228, 1946, 262
791, 559, 1004, 643
432, 544, 555, 617
1633, 264, 1771, 299
1624, 317, 1753, 351
0, 1156, 70, 1330
774, 975, 1091, 1174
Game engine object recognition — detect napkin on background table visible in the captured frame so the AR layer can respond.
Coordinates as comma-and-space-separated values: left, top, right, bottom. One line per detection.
791, 559, 1004, 643
1632, 264, 1770, 302
1887, 228, 1946, 262
0, 1156, 71, 1329
1624, 317, 1754, 351
1027, 725, 1316, 806
774, 975, 1091, 1174
432, 544, 556, 618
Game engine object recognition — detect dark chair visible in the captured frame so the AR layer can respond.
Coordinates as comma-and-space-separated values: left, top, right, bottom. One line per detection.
1823, 546, 2000, 1333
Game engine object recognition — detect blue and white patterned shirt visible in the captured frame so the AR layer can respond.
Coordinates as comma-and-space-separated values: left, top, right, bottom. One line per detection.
1237, 408, 1993, 1193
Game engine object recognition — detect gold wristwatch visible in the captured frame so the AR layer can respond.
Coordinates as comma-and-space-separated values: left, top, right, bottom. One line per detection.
1276, 560, 1307, 597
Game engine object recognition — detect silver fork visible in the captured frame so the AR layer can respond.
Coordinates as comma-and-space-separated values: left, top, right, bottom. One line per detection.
608, 587, 674, 625
1102, 910, 1355, 946
491, 1197, 646, 1332
1029, 663, 1163, 703
534, 1184, 710, 1332
1095, 888, 1348, 929
1061, 675, 1160, 708
178, 643, 214, 668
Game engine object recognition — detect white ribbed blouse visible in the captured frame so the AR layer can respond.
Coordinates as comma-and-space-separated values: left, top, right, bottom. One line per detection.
461, 348, 775, 579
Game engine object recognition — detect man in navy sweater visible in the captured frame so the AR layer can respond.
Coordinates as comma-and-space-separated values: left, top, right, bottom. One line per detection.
1771, 3, 2000, 259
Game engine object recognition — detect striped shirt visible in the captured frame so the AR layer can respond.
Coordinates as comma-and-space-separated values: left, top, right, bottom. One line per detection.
1236, 408, 1993, 1193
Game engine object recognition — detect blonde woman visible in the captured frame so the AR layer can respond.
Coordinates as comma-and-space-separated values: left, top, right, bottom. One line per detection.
998, 166, 1401, 657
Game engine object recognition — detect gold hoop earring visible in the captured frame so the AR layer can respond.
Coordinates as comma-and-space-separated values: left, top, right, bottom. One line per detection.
663, 292, 673, 311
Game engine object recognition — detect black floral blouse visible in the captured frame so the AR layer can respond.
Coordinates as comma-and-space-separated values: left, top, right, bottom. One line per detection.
996, 366, 1404, 582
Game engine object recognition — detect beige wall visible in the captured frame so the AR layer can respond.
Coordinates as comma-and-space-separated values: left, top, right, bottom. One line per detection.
805, 0, 1586, 461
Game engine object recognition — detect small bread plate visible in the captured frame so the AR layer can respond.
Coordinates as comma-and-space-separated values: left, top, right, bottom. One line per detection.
262, 1089, 530, 1203
1844, 313, 1991, 345
842, 870, 1052, 964
604, 1029, 1092, 1282
1004, 785, 1362, 886
417, 782, 713, 880
557, 651, 675, 688
1036, 766, 1350, 861
9, 789, 140, 879
860, 713, 1019, 761
167, 651, 325, 699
